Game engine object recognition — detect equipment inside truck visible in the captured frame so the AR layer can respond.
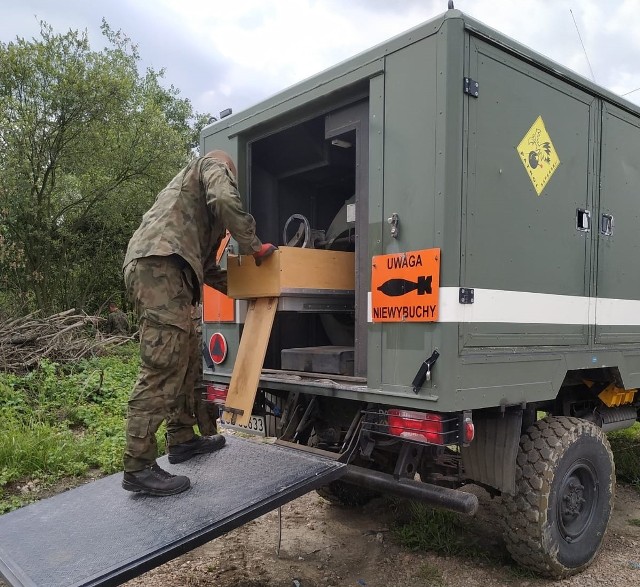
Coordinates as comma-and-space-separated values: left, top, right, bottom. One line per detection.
246, 100, 369, 379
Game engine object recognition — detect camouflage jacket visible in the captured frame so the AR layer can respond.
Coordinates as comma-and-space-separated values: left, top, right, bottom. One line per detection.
123, 155, 262, 290
106, 310, 129, 335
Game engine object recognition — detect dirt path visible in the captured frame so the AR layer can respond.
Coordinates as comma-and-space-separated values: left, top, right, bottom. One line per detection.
124, 481, 640, 587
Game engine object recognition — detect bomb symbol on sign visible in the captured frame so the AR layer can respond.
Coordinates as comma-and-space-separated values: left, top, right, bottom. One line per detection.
377, 275, 432, 297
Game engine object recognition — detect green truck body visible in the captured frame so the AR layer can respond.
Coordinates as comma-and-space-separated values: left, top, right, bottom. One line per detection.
200, 8, 640, 577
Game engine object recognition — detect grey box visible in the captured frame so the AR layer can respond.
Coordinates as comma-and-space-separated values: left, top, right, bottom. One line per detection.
281, 346, 355, 376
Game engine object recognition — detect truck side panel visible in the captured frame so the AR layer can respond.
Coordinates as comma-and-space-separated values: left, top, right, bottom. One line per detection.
462, 37, 596, 349
596, 104, 640, 345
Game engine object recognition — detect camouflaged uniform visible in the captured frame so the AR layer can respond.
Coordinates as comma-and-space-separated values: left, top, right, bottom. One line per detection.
188, 303, 219, 436
122, 155, 262, 472
106, 309, 129, 335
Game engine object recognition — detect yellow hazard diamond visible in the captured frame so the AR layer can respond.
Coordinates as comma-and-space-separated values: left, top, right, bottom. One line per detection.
516, 116, 560, 196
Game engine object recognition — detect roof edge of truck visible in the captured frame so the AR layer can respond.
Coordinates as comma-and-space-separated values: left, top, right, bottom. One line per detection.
202, 8, 640, 140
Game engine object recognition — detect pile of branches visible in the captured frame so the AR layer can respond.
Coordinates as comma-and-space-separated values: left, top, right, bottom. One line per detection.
0, 309, 135, 374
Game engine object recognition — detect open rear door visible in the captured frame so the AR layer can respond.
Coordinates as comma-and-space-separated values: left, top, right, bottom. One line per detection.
0, 437, 345, 587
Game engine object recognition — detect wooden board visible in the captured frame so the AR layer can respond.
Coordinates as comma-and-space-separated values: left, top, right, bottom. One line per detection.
221, 297, 278, 426
228, 247, 355, 299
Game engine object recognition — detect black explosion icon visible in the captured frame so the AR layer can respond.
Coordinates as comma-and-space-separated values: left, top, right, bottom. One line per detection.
527, 128, 551, 169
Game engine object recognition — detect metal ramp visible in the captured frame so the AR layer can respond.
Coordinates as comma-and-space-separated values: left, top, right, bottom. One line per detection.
0, 436, 345, 587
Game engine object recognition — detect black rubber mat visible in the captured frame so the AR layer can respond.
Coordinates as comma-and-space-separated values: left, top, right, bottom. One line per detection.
0, 436, 345, 587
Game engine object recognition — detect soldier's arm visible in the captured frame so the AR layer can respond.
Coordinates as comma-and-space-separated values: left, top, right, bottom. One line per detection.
202, 255, 228, 294
200, 159, 262, 255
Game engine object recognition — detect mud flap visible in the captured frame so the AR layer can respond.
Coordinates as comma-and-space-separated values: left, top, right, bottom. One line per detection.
0, 436, 345, 587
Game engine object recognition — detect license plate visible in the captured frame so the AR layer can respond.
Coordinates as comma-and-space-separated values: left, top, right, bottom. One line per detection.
220, 414, 266, 437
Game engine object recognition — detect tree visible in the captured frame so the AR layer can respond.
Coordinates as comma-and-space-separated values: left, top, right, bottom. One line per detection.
0, 21, 212, 315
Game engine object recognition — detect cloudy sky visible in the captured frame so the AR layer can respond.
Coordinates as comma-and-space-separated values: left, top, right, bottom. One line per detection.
2, 0, 640, 117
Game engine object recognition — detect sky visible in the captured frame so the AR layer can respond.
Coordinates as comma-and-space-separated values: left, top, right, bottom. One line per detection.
1, 0, 640, 118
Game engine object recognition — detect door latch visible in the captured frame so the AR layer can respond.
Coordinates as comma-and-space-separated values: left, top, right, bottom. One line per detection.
600, 213, 614, 236
411, 349, 440, 393
576, 208, 591, 232
387, 213, 399, 239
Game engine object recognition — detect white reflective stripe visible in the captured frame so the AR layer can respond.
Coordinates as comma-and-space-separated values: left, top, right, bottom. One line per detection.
595, 297, 640, 326
439, 288, 591, 324
367, 287, 640, 326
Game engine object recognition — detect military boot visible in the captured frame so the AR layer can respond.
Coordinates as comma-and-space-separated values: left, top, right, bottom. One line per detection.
122, 463, 190, 496
168, 434, 226, 464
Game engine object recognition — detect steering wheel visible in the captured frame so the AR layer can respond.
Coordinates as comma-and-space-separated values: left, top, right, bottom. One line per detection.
282, 213, 311, 248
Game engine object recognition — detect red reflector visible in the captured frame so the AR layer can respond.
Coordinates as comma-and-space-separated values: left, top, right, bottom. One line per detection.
205, 385, 228, 405
387, 409, 444, 444
463, 417, 475, 443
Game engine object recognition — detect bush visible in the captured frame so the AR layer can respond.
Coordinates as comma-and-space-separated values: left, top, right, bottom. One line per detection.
608, 423, 640, 490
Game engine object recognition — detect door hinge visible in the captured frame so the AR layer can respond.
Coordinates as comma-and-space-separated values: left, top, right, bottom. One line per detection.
464, 77, 479, 98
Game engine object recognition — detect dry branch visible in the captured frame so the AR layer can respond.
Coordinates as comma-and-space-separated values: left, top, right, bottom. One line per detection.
0, 309, 135, 374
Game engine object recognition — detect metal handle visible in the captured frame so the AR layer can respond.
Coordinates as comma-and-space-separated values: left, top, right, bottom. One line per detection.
600, 213, 614, 236
576, 208, 591, 232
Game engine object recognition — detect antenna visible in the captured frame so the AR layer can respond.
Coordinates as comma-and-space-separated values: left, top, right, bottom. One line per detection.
570, 9, 596, 83
621, 86, 640, 97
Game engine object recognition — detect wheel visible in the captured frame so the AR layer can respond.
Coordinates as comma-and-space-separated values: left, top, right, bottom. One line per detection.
503, 416, 615, 578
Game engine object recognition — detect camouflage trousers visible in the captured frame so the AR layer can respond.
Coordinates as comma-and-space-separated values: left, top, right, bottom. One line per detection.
123, 255, 203, 472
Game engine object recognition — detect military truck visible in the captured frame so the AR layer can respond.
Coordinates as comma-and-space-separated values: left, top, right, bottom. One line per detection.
200, 6, 640, 579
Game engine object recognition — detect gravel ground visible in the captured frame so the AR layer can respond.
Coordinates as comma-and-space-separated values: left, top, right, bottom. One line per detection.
121, 481, 640, 587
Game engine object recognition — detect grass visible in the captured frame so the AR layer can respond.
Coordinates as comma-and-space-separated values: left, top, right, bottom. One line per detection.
607, 422, 640, 491
0, 344, 161, 512
393, 500, 501, 562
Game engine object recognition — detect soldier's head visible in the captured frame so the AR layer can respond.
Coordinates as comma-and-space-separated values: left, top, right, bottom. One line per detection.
205, 150, 237, 178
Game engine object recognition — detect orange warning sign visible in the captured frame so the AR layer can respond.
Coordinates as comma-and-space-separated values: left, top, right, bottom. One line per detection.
203, 286, 235, 322
203, 231, 235, 322
371, 248, 440, 322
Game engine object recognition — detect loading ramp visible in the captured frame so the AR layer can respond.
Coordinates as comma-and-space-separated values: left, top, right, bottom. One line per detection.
0, 436, 345, 587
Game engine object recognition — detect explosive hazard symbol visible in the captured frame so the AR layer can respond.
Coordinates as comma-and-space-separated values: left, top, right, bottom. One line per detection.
371, 248, 440, 323
516, 116, 560, 196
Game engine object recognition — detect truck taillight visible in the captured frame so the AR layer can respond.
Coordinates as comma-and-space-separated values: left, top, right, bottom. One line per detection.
387, 409, 444, 444
463, 417, 475, 444
205, 384, 228, 405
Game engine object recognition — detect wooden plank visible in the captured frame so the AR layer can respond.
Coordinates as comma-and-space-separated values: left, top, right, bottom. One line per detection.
227, 252, 282, 299
279, 247, 354, 290
221, 297, 278, 426
228, 247, 355, 299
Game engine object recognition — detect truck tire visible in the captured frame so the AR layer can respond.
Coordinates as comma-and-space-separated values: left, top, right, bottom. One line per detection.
503, 416, 615, 578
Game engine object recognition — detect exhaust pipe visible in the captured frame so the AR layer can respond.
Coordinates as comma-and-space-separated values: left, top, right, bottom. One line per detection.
342, 465, 479, 516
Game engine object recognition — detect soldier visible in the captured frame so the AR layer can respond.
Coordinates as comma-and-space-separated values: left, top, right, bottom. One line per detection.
105, 302, 129, 335
121, 150, 276, 496
188, 302, 219, 437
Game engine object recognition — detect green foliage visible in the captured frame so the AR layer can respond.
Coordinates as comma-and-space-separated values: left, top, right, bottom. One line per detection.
0, 344, 170, 512
394, 502, 471, 557
608, 423, 640, 491
0, 20, 212, 315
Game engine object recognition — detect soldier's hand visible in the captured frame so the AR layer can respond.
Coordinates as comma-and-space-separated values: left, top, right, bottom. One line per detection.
253, 243, 278, 266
